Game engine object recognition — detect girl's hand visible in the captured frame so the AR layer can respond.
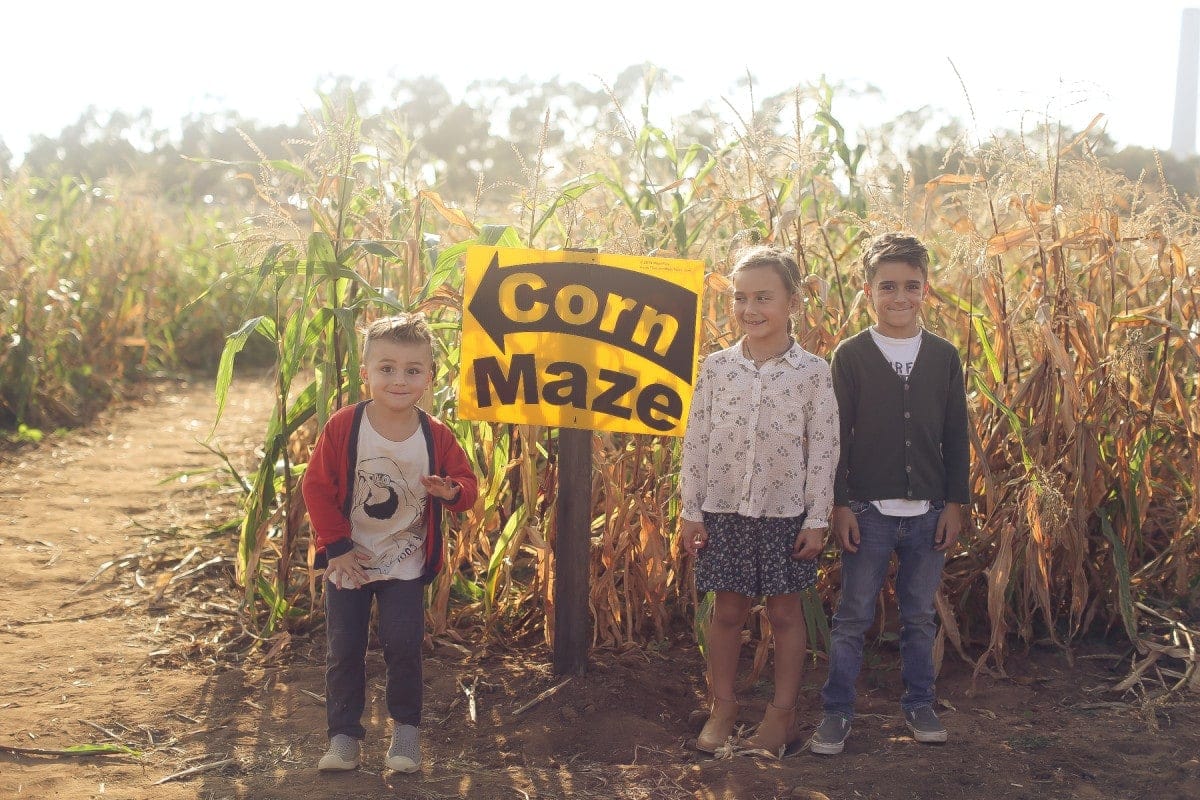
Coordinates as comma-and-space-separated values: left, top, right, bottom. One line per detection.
792, 528, 826, 560
420, 475, 461, 502
326, 549, 370, 590
682, 519, 708, 556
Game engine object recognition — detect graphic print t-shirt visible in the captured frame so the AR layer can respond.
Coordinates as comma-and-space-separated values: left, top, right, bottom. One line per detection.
868, 327, 929, 517
349, 417, 428, 581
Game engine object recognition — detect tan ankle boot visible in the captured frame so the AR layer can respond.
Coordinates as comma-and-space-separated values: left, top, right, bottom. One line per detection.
745, 702, 798, 757
695, 697, 740, 753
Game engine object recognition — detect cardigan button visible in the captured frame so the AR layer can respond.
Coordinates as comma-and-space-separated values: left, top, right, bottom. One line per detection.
906, 465, 912, 472
904, 412, 911, 419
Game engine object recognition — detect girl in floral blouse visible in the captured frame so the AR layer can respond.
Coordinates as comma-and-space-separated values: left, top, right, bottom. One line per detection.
681, 245, 839, 757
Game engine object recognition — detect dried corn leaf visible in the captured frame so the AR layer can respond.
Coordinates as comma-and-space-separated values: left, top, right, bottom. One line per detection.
986, 227, 1037, 256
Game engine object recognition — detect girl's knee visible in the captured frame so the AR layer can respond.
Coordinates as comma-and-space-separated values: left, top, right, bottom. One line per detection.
764, 596, 805, 632
711, 593, 752, 627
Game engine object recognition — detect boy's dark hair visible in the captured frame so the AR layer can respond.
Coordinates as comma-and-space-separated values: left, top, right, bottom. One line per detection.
861, 233, 929, 283
361, 313, 434, 361
729, 245, 803, 295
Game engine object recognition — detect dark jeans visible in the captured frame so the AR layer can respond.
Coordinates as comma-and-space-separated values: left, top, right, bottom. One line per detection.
821, 501, 946, 719
325, 577, 424, 739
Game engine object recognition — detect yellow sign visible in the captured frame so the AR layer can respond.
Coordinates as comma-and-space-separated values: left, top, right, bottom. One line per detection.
458, 246, 704, 436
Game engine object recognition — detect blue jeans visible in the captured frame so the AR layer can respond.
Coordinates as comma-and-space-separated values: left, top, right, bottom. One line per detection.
821, 501, 946, 719
325, 577, 425, 739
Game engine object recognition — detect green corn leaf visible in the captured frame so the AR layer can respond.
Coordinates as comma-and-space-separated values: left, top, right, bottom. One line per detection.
66, 743, 141, 756
972, 316, 1003, 384
938, 288, 983, 316
678, 142, 706, 175
359, 240, 401, 260
693, 591, 714, 657
324, 265, 386, 301
1099, 508, 1139, 644
452, 572, 483, 602
485, 505, 526, 608
692, 153, 720, 186
420, 245, 465, 301
306, 232, 337, 281
970, 372, 1032, 469
815, 110, 846, 140
531, 174, 603, 241
644, 125, 676, 163
212, 316, 276, 437
802, 588, 831, 655
479, 224, 522, 248
267, 159, 306, 178
329, 306, 363, 404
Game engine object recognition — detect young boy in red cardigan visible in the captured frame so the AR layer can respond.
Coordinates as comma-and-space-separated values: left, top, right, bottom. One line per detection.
303, 314, 477, 774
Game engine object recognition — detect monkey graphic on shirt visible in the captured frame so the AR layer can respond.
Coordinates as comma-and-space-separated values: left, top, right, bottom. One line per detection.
353, 456, 421, 521
350, 455, 427, 577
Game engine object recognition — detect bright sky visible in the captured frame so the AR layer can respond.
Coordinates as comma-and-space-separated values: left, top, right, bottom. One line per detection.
3, 1, 1196, 160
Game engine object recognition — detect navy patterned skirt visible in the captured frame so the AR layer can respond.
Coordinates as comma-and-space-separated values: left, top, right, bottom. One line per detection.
696, 512, 818, 596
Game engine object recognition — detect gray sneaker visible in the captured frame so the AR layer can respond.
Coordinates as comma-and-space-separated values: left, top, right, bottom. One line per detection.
904, 705, 948, 743
386, 724, 421, 773
810, 713, 852, 755
317, 733, 360, 771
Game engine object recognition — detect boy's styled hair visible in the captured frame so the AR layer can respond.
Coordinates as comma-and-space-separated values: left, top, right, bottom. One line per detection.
861, 233, 930, 283
729, 245, 803, 295
361, 313, 434, 361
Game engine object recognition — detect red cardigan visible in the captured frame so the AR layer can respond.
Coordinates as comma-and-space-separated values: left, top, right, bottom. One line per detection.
302, 402, 478, 584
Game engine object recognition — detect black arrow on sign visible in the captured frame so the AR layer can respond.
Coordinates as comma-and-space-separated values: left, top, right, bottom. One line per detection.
466, 254, 698, 382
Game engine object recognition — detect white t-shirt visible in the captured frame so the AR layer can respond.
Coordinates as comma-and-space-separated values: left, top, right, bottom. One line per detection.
349, 416, 428, 581
868, 327, 929, 517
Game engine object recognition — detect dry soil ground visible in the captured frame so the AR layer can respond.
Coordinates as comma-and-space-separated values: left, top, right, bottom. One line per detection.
2, 376, 1199, 800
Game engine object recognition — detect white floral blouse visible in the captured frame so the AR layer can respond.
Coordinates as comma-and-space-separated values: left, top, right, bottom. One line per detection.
680, 339, 839, 529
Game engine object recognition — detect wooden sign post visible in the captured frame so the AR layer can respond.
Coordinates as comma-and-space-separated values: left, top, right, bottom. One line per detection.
553, 246, 595, 676
553, 425, 592, 674
457, 246, 704, 674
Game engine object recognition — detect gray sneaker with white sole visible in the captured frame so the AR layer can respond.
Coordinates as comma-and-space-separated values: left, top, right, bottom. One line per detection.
904, 705, 948, 743
317, 733, 360, 771
386, 724, 421, 773
810, 713, 852, 755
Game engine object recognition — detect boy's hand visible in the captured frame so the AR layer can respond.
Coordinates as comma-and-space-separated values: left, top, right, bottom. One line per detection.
792, 528, 826, 560
420, 475, 460, 502
326, 549, 370, 590
934, 502, 964, 551
832, 505, 860, 553
681, 518, 707, 556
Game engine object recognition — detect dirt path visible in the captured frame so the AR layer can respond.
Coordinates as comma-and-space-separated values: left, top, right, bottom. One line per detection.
0, 377, 274, 799
2, 378, 1200, 800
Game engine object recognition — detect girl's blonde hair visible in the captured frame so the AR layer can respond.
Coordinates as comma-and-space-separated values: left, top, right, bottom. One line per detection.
728, 245, 803, 295
728, 246, 803, 333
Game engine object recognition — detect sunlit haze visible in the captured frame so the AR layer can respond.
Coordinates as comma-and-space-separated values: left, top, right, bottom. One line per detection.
4, 1, 1197, 160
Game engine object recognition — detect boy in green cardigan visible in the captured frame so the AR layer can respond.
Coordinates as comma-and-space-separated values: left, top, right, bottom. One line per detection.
810, 233, 970, 754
